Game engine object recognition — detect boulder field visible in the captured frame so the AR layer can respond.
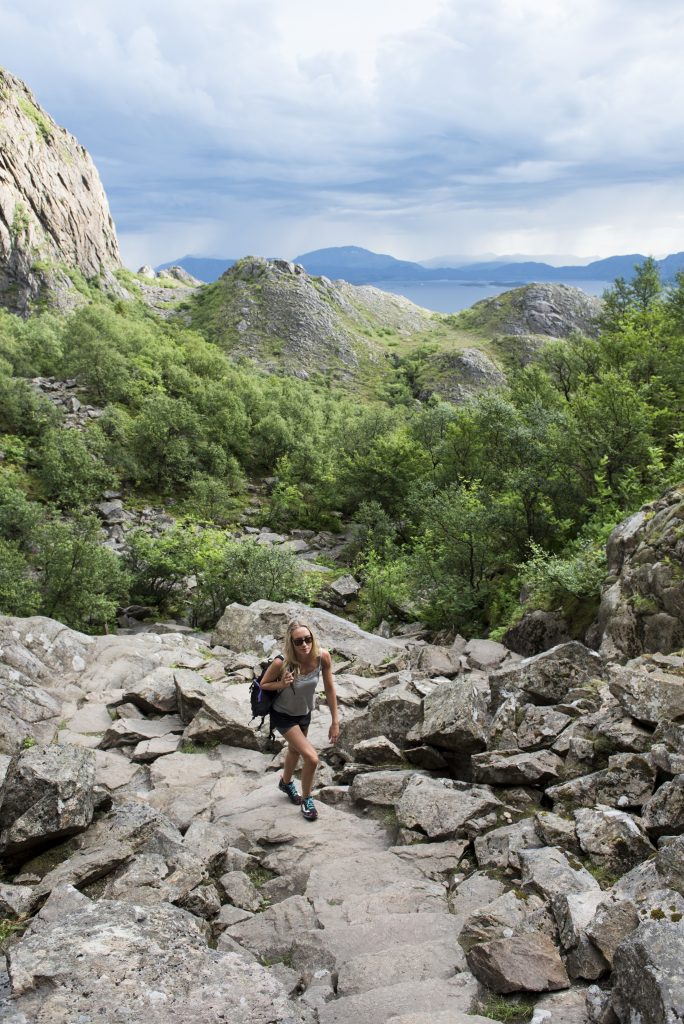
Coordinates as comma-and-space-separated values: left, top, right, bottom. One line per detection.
1, 603, 684, 1023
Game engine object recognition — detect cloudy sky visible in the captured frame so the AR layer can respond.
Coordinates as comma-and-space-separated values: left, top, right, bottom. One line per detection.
3, 0, 684, 267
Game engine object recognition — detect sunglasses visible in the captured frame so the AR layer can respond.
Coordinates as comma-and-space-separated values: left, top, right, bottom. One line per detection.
293, 635, 313, 647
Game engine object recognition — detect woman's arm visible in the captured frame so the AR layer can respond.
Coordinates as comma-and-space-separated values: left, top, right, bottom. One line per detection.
259, 656, 294, 691
321, 650, 340, 743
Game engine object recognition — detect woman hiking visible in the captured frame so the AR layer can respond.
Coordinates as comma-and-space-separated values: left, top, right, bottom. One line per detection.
259, 619, 339, 821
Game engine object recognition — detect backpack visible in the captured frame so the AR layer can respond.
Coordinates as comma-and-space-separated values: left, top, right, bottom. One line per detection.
249, 655, 284, 733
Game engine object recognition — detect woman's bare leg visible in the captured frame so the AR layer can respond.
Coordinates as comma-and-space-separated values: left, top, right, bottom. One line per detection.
282, 726, 318, 798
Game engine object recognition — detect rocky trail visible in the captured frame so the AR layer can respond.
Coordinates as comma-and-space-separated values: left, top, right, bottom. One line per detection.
1, 600, 684, 1023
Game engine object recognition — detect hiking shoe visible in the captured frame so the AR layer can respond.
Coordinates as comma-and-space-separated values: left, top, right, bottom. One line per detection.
278, 777, 301, 805
301, 796, 318, 821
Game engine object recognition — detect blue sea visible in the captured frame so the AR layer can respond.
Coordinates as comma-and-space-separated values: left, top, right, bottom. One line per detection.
368, 279, 613, 314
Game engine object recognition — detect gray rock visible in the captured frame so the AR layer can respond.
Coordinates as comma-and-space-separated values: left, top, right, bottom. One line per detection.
338, 683, 422, 750
406, 675, 489, 753
389, 840, 468, 881
414, 644, 463, 677
349, 769, 419, 807
593, 488, 684, 659
99, 714, 183, 749
547, 753, 656, 811
552, 889, 609, 980
0, 744, 95, 859
337, 938, 465, 995
503, 608, 574, 657
0, 883, 35, 918
396, 776, 501, 840
460, 889, 549, 949
466, 932, 570, 993
642, 775, 684, 838
574, 806, 655, 874
610, 662, 684, 727
177, 882, 222, 920
471, 749, 565, 786
491, 642, 605, 707
534, 811, 583, 856
33, 840, 134, 897
219, 870, 262, 912
225, 895, 320, 962
655, 834, 684, 894
174, 670, 215, 723
585, 896, 640, 964
132, 734, 183, 761
612, 919, 684, 1023
464, 637, 509, 669
121, 666, 179, 713
519, 847, 600, 901
517, 705, 573, 750
474, 818, 542, 870
352, 736, 405, 766
7, 890, 301, 1022
183, 690, 260, 749
317, 976, 479, 1024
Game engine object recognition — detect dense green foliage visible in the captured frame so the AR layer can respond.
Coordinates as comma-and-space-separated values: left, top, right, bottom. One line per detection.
0, 258, 682, 635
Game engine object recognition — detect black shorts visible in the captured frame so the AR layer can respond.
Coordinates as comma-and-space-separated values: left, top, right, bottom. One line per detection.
270, 708, 312, 736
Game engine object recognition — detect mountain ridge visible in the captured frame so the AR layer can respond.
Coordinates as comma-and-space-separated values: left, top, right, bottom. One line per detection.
158, 245, 684, 287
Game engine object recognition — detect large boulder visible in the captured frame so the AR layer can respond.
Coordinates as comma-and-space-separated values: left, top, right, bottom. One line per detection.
466, 933, 570, 994
213, 600, 407, 671
609, 661, 684, 726
395, 776, 501, 841
0, 744, 96, 859
406, 676, 489, 753
7, 887, 301, 1023
611, 919, 684, 1023
490, 642, 605, 707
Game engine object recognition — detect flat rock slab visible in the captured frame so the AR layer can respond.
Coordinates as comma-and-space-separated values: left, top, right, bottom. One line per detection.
317, 975, 479, 1024
610, 664, 684, 726
337, 939, 466, 995
7, 890, 301, 1023
466, 933, 570, 993
491, 641, 605, 706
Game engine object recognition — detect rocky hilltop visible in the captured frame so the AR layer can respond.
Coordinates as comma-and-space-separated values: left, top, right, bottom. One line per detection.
187, 255, 440, 390
186, 258, 603, 400
0, 68, 120, 314
1, 598, 684, 1023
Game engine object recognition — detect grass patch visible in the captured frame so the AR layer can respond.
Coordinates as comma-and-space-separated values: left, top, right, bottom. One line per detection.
19, 96, 53, 141
478, 994, 536, 1023
245, 864, 277, 889
0, 916, 29, 951
180, 739, 219, 753
582, 860, 620, 889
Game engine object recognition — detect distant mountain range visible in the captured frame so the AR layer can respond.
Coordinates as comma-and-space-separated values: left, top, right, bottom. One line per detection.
158, 246, 684, 287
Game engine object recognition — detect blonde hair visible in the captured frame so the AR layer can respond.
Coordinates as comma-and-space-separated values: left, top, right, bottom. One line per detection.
282, 618, 320, 675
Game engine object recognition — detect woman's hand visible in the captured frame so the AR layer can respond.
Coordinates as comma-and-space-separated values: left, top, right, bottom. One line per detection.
328, 719, 340, 744
281, 671, 295, 689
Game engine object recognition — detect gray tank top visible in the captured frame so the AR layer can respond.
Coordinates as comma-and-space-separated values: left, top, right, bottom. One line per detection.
272, 657, 321, 716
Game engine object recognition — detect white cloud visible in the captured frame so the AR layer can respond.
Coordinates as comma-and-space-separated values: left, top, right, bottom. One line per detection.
2, 0, 684, 263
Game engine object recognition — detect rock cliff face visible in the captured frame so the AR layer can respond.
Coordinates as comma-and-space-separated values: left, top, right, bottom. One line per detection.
590, 485, 684, 660
0, 68, 121, 314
